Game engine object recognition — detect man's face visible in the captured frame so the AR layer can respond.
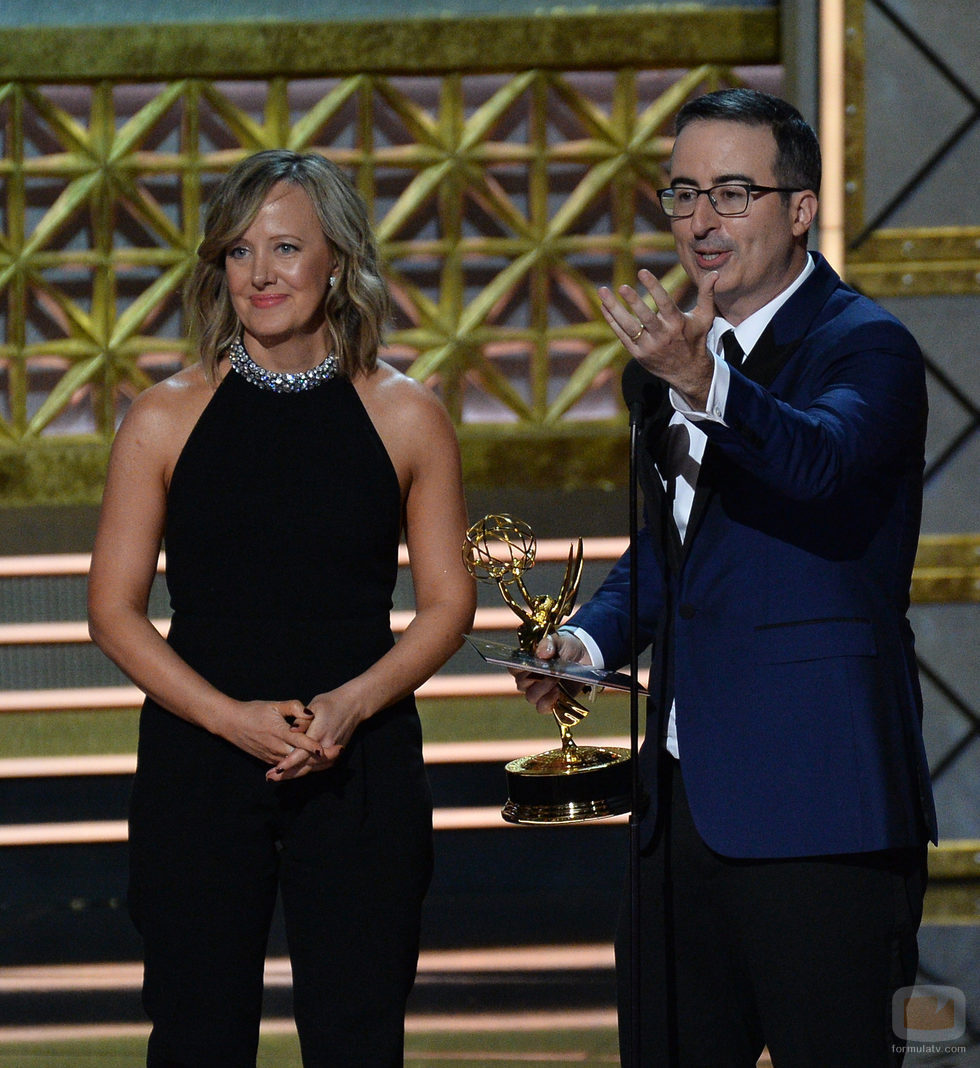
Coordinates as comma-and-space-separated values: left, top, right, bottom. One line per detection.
667, 119, 814, 325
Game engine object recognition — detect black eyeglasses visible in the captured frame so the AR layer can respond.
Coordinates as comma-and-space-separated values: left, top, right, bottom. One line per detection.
657, 183, 804, 218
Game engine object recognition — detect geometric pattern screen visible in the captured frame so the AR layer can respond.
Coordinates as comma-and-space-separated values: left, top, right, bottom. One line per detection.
0, 66, 756, 448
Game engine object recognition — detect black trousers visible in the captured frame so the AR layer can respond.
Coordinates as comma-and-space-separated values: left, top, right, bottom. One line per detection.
616, 756, 927, 1068
129, 702, 433, 1068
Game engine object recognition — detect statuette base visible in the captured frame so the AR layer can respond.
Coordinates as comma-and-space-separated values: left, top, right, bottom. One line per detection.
501, 745, 632, 825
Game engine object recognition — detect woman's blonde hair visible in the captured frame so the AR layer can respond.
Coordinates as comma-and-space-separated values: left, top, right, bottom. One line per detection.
185, 150, 391, 381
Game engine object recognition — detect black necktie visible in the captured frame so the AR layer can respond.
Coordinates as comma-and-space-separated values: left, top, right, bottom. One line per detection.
721, 329, 744, 367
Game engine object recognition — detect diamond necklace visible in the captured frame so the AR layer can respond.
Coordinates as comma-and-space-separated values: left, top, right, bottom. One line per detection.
227, 336, 339, 393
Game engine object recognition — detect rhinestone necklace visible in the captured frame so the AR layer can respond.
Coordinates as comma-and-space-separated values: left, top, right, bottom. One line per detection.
227, 336, 339, 393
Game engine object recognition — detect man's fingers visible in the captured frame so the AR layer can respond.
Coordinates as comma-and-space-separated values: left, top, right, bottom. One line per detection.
535, 633, 558, 659
636, 269, 675, 318
693, 270, 720, 324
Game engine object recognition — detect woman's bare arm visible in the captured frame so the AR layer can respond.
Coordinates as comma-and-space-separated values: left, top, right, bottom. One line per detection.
88, 371, 320, 768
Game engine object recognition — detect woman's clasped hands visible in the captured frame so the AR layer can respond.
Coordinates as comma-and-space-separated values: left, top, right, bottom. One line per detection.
263, 690, 361, 782
215, 697, 344, 781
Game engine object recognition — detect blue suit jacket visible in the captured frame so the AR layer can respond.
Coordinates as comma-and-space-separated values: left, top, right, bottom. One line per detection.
570, 254, 938, 858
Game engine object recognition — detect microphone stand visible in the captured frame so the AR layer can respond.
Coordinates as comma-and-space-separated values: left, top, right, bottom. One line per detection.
627, 399, 644, 1068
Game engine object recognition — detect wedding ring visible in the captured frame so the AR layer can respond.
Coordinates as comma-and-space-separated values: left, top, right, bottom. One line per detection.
629, 323, 645, 342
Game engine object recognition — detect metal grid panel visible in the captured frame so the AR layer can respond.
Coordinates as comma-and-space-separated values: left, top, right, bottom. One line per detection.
0, 68, 773, 451
844, 0, 980, 853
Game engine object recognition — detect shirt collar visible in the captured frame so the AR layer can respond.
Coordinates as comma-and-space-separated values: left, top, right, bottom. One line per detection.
709, 253, 815, 361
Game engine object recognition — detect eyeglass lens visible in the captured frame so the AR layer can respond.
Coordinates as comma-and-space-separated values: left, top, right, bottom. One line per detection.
661, 184, 751, 217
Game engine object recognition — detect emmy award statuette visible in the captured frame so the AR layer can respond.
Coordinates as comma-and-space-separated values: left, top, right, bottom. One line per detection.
462, 514, 634, 824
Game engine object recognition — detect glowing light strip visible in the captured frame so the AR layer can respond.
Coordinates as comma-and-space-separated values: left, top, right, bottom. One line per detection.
0, 667, 648, 711
0, 738, 632, 779
0, 676, 522, 712
0, 945, 615, 993
0, 820, 129, 846
425, 738, 632, 764
0, 606, 520, 645
0, 803, 628, 845
0, 754, 138, 778
818, 0, 846, 273
0, 677, 507, 712
402, 1008, 620, 1035
0, 553, 97, 577
0, 538, 628, 579
0, 686, 145, 712
0, 1008, 621, 1045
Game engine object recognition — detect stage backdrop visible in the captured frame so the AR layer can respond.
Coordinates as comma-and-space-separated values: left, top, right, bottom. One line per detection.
0, 0, 977, 849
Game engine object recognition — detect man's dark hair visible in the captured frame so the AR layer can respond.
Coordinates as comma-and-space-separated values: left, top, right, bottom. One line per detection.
675, 88, 821, 194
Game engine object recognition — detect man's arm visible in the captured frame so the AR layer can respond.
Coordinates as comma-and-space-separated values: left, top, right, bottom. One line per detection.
563, 525, 665, 671
511, 529, 665, 714
700, 316, 926, 502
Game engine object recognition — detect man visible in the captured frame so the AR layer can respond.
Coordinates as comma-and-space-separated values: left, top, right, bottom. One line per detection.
514, 89, 936, 1067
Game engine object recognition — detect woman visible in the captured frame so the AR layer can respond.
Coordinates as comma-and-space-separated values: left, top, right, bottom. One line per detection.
88, 150, 476, 1067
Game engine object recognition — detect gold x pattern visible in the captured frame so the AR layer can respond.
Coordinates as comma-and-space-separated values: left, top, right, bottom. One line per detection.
843, 0, 980, 296
0, 64, 750, 490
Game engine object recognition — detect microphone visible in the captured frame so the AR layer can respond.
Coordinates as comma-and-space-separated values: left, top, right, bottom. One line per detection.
622, 358, 661, 425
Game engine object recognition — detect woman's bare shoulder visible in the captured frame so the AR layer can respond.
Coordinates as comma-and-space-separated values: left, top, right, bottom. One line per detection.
352, 361, 459, 490
354, 360, 449, 425
113, 363, 218, 476
124, 363, 214, 425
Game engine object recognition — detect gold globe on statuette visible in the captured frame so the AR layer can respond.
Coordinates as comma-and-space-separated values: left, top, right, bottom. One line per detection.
462, 514, 633, 825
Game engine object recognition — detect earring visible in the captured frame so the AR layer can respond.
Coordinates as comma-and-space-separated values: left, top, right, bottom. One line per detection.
329, 274, 336, 287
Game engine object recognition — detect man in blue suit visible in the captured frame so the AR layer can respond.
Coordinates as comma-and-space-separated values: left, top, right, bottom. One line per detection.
515, 89, 936, 1066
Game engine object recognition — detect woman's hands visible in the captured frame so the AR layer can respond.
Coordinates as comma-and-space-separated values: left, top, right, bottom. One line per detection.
264, 688, 362, 782
209, 698, 319, 778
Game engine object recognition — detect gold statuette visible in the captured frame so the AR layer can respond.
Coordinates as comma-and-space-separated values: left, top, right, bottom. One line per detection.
463, 514, 632, 824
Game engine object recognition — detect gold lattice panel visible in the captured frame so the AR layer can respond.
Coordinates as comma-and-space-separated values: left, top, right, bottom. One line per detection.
0, 71, 737, 437
0, 5, 781, 503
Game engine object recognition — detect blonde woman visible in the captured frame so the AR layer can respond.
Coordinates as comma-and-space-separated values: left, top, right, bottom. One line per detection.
89, 150, 475, 1067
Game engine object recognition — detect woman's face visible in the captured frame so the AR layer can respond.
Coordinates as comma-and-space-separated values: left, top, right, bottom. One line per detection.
224, 181, 337, 353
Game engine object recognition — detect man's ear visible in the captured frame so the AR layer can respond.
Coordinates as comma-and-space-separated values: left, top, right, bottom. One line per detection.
791, 190, 819, 237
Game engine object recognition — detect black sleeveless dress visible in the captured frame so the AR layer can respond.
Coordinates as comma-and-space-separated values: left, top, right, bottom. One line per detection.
128, 368, 433, 1068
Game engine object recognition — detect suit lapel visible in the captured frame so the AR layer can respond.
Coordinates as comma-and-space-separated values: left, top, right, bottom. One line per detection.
682, 262, 839, 552
684, 444, 718, 555
739, 322, 802, 390
735, 251, 842, 391
682, 326, 800, 553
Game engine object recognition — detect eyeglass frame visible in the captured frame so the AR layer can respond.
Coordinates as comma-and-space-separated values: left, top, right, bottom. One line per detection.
656, 182, 805, 218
